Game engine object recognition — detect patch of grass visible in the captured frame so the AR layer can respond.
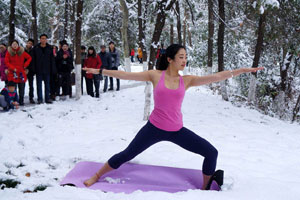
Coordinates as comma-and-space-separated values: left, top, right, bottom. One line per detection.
0, 179, 21, 189
33, 185, 48, 192
17, 163, 26, 168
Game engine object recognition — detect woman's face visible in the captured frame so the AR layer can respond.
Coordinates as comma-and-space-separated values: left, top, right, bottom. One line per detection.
11, 42, 19, 50
88, 49, 94, 55
168, 48, 187, 71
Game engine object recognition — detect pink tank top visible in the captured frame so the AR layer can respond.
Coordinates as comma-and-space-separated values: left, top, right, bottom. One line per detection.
149, 71, 185, 131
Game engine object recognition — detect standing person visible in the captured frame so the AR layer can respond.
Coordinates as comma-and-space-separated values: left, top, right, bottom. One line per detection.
32, 34, 56, 104
25, 39, 35, 104
0, 43, 8, 86
130, 48, 135, 63
50, 45, 59, 101
137, 47, 143, 64
5, 40, 32, 106
56, 43, 74, 100
108, 41, 120, 91
83, 44, 264, 190
81, 45, 87, 95
84, 46, 102, 97
98, 45, 112, 92
0, 81, 19, 111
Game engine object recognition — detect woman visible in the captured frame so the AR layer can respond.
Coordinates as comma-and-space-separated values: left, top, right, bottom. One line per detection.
83, 44, 263, 190
56, 43, 74, 100
0, 43, 8, 85
84, 46, 102, 97
5, 40, 32, 105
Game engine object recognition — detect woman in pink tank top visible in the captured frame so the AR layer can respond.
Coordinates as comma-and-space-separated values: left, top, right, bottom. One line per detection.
83, 44, 263, 190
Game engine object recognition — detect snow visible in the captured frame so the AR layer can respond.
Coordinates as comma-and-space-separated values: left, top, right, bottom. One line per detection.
1, 64, 300, 200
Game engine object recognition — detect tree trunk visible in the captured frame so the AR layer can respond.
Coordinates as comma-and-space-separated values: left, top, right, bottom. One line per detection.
217, 0, 228, 101
75, 0, 83, 100
70, 0, 76, 55
142, 0, 149, 62
170, 23, 174, 44
187, 23, 192, 47
119, 0, 131, 72
248, 13, 266, 103
183, 5, 187, 47
292, 94, 300, 122
52, 0, 60, 45
175, 1, 182, 45
138, 0, 148, 63
148, 0, 176, 70
280, 51, 293, 92
31, 0, 38, 45
144, 0, 176, 121
207, 0, 214, 74
9, 0, 16, 44
64, 0, 69, 39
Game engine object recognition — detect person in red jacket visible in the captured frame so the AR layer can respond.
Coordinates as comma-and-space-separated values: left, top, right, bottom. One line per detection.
84, 46, 102, 97
130, 48, 135, 63
5, 40, 32, 105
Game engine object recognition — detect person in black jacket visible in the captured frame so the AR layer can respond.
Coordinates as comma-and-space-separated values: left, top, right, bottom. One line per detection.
98, 45, 112, 92
32, 34, 56, 104
56, 43, 73, 100
25, 39, 35, 104
108, 41, 120, 91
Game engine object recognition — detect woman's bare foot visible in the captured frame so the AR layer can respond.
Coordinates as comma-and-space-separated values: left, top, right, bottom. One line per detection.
84, 174, 99, 187
83, 162, 114, 187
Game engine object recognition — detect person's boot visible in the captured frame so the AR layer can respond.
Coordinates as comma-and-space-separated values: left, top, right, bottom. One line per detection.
205, 170, 224, 190
108, 87, 114, 91
19, 97, 24, 106
30, 98, 35, 104
45, 99, 53, 104
96, 93, 99, 98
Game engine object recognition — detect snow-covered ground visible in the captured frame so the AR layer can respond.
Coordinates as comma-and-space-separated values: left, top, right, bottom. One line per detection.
1, 64, 300, 200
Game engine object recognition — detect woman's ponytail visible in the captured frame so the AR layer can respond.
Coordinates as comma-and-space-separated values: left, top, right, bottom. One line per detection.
156, 44, 185, 70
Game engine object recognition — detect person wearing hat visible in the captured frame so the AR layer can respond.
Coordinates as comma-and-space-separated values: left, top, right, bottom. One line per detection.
98, 45, 112, 92
5, 40, 32, 106
108, 41, 120, 91
0, 81, 19, 111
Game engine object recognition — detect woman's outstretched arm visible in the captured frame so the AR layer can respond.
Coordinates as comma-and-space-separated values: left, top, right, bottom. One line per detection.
185, 67, 264, 89
82, 67, 153, 82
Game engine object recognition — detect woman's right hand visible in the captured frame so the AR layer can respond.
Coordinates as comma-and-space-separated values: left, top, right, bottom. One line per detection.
82, 68, 99, 74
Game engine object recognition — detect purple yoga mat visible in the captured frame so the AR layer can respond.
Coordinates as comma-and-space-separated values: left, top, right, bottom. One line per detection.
60, 161, 221, 193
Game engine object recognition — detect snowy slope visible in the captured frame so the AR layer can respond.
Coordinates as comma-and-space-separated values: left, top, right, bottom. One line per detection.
0, 65, 300, 200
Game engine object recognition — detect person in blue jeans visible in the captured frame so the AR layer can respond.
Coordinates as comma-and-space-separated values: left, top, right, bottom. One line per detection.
32, 34, 56, 104
98, 45, 112, 92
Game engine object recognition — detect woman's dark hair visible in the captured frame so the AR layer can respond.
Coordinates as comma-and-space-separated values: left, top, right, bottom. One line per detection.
157, 44, 185, 70
87, 46, 96, 57
10, 40, 19, 46
1, 43, 7, 47
27, 38, 34, 44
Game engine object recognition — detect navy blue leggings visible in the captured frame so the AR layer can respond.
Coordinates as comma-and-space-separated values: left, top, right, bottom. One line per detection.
108, 121, 218, 175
